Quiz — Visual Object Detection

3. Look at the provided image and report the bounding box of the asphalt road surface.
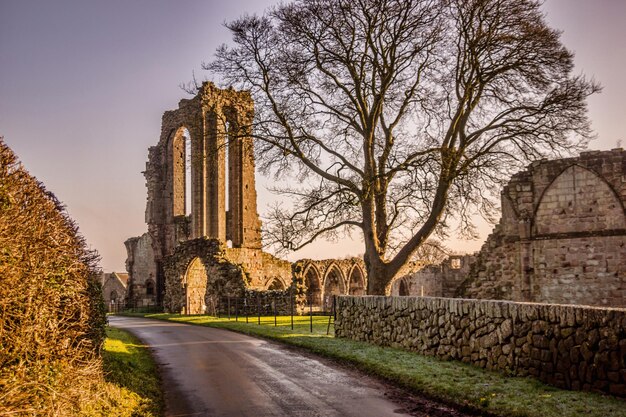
[109,315,421,417]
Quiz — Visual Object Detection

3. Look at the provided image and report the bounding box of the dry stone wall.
[336,296,626,397]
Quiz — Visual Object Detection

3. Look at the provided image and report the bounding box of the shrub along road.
[108,315,472,417]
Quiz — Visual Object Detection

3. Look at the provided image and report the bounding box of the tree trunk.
[364,255,394,295]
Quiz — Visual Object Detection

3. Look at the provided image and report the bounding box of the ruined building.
[98,272,128,307]
[397,150,626,308]
[127,84,626,312]
[125,82,291,313]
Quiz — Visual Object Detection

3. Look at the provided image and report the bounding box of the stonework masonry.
[98,272,128,306]
[292,258,367,310]
[126,82,291,311]
[400,150,626,308]
[391,256,474,297]
[336,296,626,397]
[124,232,157,305]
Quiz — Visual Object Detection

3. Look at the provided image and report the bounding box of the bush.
[0,138,107,415]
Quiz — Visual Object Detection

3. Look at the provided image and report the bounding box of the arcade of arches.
[294,259,367,310]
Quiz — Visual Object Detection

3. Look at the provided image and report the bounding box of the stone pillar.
[204,110,226,241]
[223,108,261,248]
[190,122,206,239]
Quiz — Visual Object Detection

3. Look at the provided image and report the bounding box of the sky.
[1,0,625,272]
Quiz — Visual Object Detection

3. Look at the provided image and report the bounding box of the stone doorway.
[184,257,208,314]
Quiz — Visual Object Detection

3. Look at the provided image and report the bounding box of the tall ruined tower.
[141,82,263,301]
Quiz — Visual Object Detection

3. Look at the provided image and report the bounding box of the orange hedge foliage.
[0,137,107,415]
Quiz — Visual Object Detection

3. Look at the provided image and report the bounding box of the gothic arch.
[168,126,190,218]
[302,263,322,306]
[534,165,626,235]
[322,263,346,309]
[183,257,208,314]
[348,263,366,295]
[265,276,287,290]
[398,279,409,296]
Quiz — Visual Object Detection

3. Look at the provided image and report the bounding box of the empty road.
[109,316,424,417]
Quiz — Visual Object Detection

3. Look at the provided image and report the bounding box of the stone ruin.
[395,149,626,308]
[125,82,292,313]
[125,83,379,313]
[125,82,626,312]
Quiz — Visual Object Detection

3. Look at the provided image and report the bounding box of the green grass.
[121,312,626,417]
[98,326,163,417]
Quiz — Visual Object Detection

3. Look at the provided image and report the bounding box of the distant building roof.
[111,272,129,286]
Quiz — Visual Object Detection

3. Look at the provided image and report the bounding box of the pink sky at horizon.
[1,0,625,272]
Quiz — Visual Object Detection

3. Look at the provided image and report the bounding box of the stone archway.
[323,264,346,310]
[348,265,366,295]
[184,257,208,314]
[267,277,285,290]
[303,265,322,307]
[534,165,626,235]
[399,279,409,296]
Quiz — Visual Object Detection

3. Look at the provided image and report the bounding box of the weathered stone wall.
[163,238,248,314]
[391,256,473,297]
[124,232,157,304]
[399,150,626,307]
[99,272,128,305]
[458,150,626,307]
[336,296,626,397]
[224,247,292,290]
[162,238,293,314]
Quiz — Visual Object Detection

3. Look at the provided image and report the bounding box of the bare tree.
[207,0,599,294]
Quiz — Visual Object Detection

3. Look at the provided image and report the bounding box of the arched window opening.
[225,121,231,215]
[349,266,365,295]
[110,290,118,301]
[183,128,192,216]
[267,278,285,290]
[172,127,190,217]
[304,266,322,308]
[146,280,155,296]
[323,265,346,310]
[399,279,409,296]
[184,257,208,315]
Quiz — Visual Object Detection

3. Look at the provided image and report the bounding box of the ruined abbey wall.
[124,232,157,304]
[126,82,290,311]
[401,150,626,308]
[460,150,626,307]
[391,256,474,297]
[292,258,367,309]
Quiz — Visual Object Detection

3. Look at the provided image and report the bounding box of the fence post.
[290,287,294,330]
[310,296,313,333]
[274,295,277,327]
[257,294,261,325]
[235,297,238,322]
[327,295,334,335]
[245,297,248,323]
[228,296,231,320]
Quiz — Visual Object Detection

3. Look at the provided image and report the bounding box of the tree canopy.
[208,0,599,294]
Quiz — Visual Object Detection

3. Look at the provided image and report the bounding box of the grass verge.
[122,312,626,417]
[84,326,163,416]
